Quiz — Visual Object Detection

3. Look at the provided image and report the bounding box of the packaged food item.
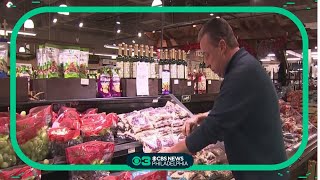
[45,43,60,78]
[61,47,80,78]
[48,128,82,157]
[111,68,121,97]
[98,67,112,98]
[17,124,49,162]
[127,115,153,133]
[0,124,17,169]
[37,46,45,79]
[69,171,110,180]
[133,171,167,180]
[0,166,41,180]
[80,113,114,142]
[28,105,53,126]
[141,135,162,153]
[99,172,132,180]
[0,43,8,77]
[79,48,89,78]
[52,108,81,130]
[65,141,115,164]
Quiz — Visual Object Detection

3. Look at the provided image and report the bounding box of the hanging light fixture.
[6,1,13,8]
[117,29,121,33]
[116,16,121,25]
[79,22,83,28]
[151,0,163,6]
[53,18,58,23]
[138,32,142,37]
[24,19,34,29]
[132,40,135,43]
[58,4,69,15]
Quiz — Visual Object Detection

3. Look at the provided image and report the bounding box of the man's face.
[200,34,225,75]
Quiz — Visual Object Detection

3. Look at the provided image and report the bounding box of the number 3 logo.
[141,156,151,166]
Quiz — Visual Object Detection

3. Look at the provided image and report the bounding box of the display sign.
[161,71,170,95]
[136,62,149,96]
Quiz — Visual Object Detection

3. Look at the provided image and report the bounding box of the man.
[160,18,289,180]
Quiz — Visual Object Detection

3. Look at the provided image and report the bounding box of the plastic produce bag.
[48,128,82,157]
[17,121,49,162]
[69,171,110,180]
[80,113,114,142]
[0,166,41,180]
[133,171,167,180]
[53,108,81,130]
[0,125,17,169]
[28,105,53,126]
[65,141,115,164]
[99,172,132,180]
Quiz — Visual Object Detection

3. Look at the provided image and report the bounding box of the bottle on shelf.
[132,44,139,78]
[123,44,130,78]
[183,50,188,80]
[145,45,151,78]
[149,46,156,79]
[177,49,184,79]
[170,48,177,79]
[116,44,124,78]
[163,49,170,71]
[128,45,133,78]
[158,49,164,79]
[139,44,144,62]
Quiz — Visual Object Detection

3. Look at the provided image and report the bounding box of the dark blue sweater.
[186,48,289,180]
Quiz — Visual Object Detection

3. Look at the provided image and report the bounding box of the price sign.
[181,95,191,103]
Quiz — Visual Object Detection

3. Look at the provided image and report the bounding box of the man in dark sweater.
[160,18,289,180]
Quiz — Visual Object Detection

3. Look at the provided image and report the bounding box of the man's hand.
[182,112,209,136]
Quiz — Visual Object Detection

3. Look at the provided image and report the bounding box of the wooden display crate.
[121,79,158,97]
[32,78,97,100]
[207,80,222,94]
[0,78,29,103]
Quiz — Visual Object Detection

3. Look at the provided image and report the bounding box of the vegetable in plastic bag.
[65,141,115,164]
[0,166,41,180]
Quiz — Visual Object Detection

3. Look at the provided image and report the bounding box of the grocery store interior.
[0,0,317,179]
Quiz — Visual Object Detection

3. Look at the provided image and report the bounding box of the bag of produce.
[79,48,89,78]
[28,105,53,126]
[0,166,41,180]
[16,115,46,132]
[98,67,112,98]
[61,47,80,78]
[45,44,60,78]
[65,141,115,164]
[80,113,114,142]
[0,124,17,169]
[48,128,82,157]
[17,120,49,162]
[111,68,121,97]
[52,108,81,130]
[0,42,8,77]
[133,171,167,180]
[99,172,132,180]
[80,108,98,117]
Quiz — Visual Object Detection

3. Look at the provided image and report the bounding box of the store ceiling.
[0,0,317,55]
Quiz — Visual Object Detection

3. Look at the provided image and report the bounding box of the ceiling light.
[0,30,37,36]
[152,30,156,33]
[267,53,275,57]
[117,29,121,33]
[79,22,83,28]
[315,46,317,49]
[24,19,34,29]
[287,57,301,61]
[113,44,116,46]
[286,50,302,58]
[116,21,121,25]
[286,53,288,56]
[192,25,197,28]
[210,13,214,16]
[151,0,163,7]
[53,18,58,23]
[6,1,13,8]
[112,55,117,59]
[122,42,125,44]
[132,40,135,43]
[19,47,26,53]
[58,4,69,15]
[7,42,10,44]
[138,32,142,37]
[216,16,220,19]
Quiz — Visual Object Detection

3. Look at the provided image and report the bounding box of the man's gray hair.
[198,18,239,48]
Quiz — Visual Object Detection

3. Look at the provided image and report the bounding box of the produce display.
[116,101,190,152]
[36,44,90,79]
[279,100,317,151]
[0,165,41,180]
[286,90,302,114]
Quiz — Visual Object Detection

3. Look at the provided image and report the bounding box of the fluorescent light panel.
[0,30,36,36]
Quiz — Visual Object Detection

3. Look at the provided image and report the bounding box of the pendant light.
[24,19,34,29]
